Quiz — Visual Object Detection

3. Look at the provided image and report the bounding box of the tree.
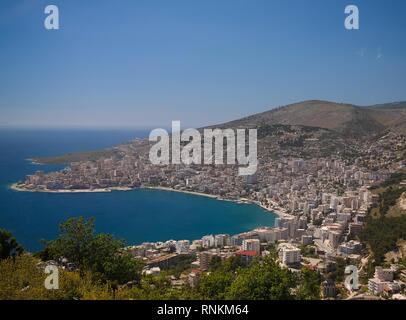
[43,217,95,268]
[296,267,322,300]
[360,215,406,263]
[208,256,222,271]
[43,217,142,285]
[119,273,185,300]
[84,233,142,284]
[0,254,113,300]
[0,229,23,260]
[221,256,244,272]
[226,256,296,300]
[198,270,234,300]
[327,256,347,282]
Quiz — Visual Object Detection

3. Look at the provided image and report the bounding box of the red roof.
[236,250,258,257]
[191,269,202,274]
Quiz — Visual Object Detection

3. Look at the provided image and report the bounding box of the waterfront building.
[214,234,230,247]
[202,235,215,248]
[242,239,261,254]
[175,240,190,254]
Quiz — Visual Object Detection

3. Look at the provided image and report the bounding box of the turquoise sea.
[0,129,276,252]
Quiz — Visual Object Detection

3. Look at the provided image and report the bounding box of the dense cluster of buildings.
[367,267,402,295]
[15,129,406,298]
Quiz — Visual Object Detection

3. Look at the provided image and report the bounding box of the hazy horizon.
[1,97,406,130]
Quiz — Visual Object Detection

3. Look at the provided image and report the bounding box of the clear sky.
[0,0,405,128]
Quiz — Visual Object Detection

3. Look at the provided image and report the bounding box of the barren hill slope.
[215,100,406,138]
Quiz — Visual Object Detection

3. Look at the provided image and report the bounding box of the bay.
[0,128,276,251]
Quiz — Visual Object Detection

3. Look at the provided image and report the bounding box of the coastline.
[143,186,219,199]
[9,183,132,194]
[26,158,45,166]
[145,186,287,218]
[10,183,286,218]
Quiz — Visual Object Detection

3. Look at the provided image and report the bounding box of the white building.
[338,240,362,255]
[175,240,190,254]
[278,243,301,266]
[201,235,215,248]
[242,239,261,254]
[214,234,230,247]
[368,267,395,295]
[328,230,341,249]
[368,278,386,295]
[375,267,394,282]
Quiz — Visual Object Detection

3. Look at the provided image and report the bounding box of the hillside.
[32,99,406,164]
[214,100,406,138]
[360,171,406,263]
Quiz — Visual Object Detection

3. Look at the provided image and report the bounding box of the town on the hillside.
[14,129,406,299]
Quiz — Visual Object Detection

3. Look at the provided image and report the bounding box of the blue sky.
[0,0,405,128]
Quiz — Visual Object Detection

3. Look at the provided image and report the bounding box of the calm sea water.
[0,128,276,252]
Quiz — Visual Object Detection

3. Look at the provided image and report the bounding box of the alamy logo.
[44,5,59,30]
[44,265,59,290]
[344,5,359,30]
[344,265,359,291]
[149,121,257,176]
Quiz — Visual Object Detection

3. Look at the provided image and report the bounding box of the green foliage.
[198,269,234,300]
[226,256,296,300]
[400,257,406,269]
[0,254,50,300]
[195,256,243,300]
[378,187,405,215]
[207,256,222,271]
[1,220,326,300]
[118,255,318,300]
[0,229,23,260]
[381,172,406,188]
[0,254,113,300]
[42,217,142,285]
[116,271,201,300]
[300,245,317,258]
[360,259,376,285]
[42,217,95,267]
[295,268,322,300]
[170,254,196,277]
[312,218,324,226]
[326,257,347,282]
[221,256,245,272]
[360,215,406,263]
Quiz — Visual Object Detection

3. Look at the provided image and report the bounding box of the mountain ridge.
[32,99,406,164]
[211,99,406,138]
